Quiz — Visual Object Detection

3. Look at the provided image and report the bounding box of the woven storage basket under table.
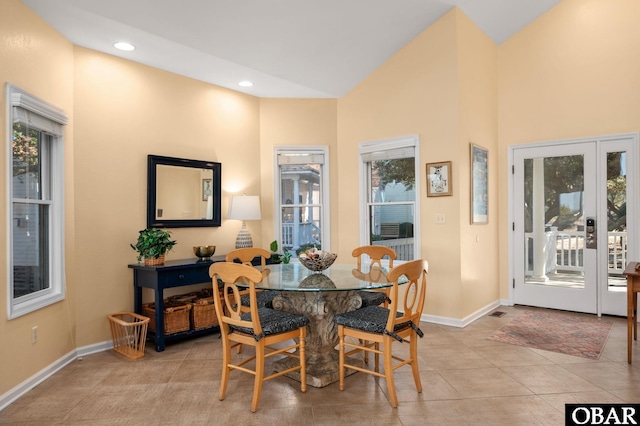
[143,300,191,335]
[190,296,217,330]
[107,312,150,360]
[170,290,218,330]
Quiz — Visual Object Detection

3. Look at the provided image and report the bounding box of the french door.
[512,135,637,316]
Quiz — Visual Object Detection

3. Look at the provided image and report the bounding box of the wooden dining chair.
[334,258,428,408]
[210,262,309,413]
[352,245,397,308]
[225,247,275,309]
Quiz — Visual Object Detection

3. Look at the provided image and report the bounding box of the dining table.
[238,262,404,388]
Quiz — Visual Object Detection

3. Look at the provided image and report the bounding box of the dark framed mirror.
[147,155,222,228]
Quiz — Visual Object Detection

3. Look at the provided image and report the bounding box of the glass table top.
[240,263,398,292]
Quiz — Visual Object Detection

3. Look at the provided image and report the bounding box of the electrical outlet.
[31,326,38,344]
[436,213,446,224]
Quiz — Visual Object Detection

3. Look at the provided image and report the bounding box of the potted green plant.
[131,228,177,265]
[270,240,291,264]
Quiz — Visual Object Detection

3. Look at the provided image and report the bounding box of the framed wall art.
[202,178,212,201]
[470,143,488,224]
[426,161,452,197]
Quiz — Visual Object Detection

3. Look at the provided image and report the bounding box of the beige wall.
[0,0,76,394]
[497,0,640,298]
[337,9,499,319]
[258,99,338,249]
[72,47,261,347]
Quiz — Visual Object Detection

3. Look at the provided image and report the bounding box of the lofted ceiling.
[22,0,561,98]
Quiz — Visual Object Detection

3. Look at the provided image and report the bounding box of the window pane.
[371,157,415,200]
[278,157,325,253]
[366,156,416,261]
[606,151,627,292]
[12,203,50,298]
[12,123,43,200]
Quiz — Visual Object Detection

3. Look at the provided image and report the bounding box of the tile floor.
[1,305,639,425]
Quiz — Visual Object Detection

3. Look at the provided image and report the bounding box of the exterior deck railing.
[524,231,627,276]
[373,238,414,261]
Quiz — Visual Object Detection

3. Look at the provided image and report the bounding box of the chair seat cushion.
[240,290,277,309]
[357,290,388,308]
[334,306,423,342]
[232,307,310,341]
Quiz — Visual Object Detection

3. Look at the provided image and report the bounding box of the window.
[274,147,330,254]
[359,136,419,261]
[6,84,67,319]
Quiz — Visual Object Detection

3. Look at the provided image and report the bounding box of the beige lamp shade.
[228,195,261,248]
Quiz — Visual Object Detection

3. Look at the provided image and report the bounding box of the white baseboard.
[419,299,503,328]
[0,340,112,412]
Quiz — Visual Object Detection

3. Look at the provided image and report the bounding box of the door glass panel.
[606,151,627,292]
[523,155,585,288]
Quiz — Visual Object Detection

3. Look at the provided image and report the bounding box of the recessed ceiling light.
[238,80,254,87]
[114,42,135,51]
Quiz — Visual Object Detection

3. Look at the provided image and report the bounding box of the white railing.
[524,231,627,276]
[282,222,321,250]
[373,238,414,261]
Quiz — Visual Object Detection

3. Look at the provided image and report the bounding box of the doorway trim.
[507,132,639,312]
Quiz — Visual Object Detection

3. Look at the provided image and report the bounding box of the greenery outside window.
[6,84,67,319]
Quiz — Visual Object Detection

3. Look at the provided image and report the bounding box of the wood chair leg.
[338,326,345,391]
[299,329,307,393]
[251,346,265,413]
[219,340,231,401]
[410,335,422,393]
[383,338,398,408]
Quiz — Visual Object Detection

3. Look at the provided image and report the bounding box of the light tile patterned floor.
[2,306,639,425]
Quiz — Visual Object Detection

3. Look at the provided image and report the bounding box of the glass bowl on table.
[298,248,337,272]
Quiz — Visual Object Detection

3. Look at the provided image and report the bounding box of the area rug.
[487,310,613,360]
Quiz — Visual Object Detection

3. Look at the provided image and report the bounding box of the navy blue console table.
[129,256,225,351]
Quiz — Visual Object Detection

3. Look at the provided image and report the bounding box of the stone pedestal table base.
[271,286,363,388]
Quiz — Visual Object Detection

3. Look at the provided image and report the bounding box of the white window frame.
[6,83,67,319]
[358,135,420,261]
[274,146,330,253]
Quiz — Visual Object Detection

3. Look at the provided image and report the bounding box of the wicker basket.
[143,300,191,335]
[108,312,150,360]
[191,296,218,330]
[170,289,218,330]
[144,255,165,266]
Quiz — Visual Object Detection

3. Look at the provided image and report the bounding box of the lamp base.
[235,222,253,249]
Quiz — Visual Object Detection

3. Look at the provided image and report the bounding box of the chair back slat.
[352,245,397,269]
[226,247,271,270]
[385,259,428,333]
[210,262,265,336]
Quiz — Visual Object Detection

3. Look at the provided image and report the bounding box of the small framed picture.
[426,161,452,197]
[202,179,212,201]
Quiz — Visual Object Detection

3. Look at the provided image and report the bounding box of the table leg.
[272,291,363,387]
[629,278,634,364]
[155,289,165,352]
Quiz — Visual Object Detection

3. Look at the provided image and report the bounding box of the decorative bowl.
[193,245,216,260]
[298,248,337,272]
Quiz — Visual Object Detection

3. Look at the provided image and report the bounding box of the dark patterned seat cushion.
[230,307,310,341]
[358,290,388,308]
[334,305,423,342]
[240,290,277,309]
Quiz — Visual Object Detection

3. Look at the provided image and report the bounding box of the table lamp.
[227,195,261,249]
